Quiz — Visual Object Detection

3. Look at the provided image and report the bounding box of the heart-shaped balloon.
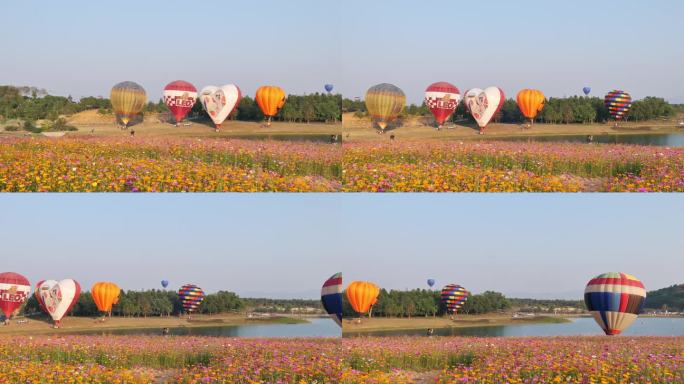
[463,86,505,130]
[200,84,242,128]
[35,279,81,324]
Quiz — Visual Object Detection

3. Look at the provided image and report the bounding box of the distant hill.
[645,284,684,311]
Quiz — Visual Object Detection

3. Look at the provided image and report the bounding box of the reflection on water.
[59,318,341,338]
[345,317,684,337]
[494,133,684,147]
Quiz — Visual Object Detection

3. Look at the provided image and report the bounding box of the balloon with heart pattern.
[35,279,81,327]
[0,272,31,321]
[200,84,242,130]
[463,87,505,133]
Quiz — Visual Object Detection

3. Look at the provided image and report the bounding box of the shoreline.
[342,114,684,142]
[342,315,571,334]
[0,314,312,335]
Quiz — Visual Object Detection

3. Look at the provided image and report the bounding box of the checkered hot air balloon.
[584,272,646,336]
[178,284,205,313]
[425,82,461,128]
[321,273,342,327]
[440,284,468,314]
[163,80,197,125]
[604,90,632,121]
[0,272,31,320]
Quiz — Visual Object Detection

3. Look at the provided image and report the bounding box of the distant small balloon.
[161,280,169,288]
[324,84,334,93]
[583,87,591,96]
[427,279,435,288]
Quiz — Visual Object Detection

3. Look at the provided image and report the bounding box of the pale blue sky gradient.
[340,0,684,104]
[0,1,340,99]
[0,195,680,300]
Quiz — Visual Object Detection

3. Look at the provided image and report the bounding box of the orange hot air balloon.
[255,86,286,126]
[516,89,545,124]
[91,282,120,314]
[346,281,380,315]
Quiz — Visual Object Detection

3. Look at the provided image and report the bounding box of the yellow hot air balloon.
[91,282,120,315]
[516,89,545,124]
[255,86,286,126]
[346,281,380,315]
[365,83,405,131]
[110,81,147,128]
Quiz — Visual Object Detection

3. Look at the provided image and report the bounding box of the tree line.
[0,85,341,126]
[18,289,326,318]
[342,289,510,318]
[343,96,681,125]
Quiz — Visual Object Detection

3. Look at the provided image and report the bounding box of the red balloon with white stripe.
[425,82,461,127]
[0,272,31,320]
[163,80,198,124]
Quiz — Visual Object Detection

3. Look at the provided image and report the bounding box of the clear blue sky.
[0,0,340,99]
[340,0,684,104]
[0,195,681,300]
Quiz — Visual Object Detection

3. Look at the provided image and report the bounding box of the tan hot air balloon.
[365,83,405,131]
[255,86,286,126]
[110,81,147,128]
[346,281,380,315]
[91,282,120,315]
[516,89,545,125]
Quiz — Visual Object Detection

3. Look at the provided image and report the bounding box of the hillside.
[645,284,684,311]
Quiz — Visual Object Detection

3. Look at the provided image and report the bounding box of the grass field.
[342,112,684,141]
[343,314,569,334]
[0,313,307,335]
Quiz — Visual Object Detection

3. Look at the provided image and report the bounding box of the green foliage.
[644,284,684,311]
[342,289,511,317]
[0,85,341,124]
[344,95,677,124]
[242,298,323,313]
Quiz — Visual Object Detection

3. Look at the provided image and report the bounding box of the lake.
[494,133,684,147]
[60,317,341,338]
[344,317,684,337]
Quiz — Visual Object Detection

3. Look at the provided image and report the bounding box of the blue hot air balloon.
[321,273,342,327]
[427,279,435,288]
[583,87,591,96]
[324,84,334,93]
[161,280,169,288]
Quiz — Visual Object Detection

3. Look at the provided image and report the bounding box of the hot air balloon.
[110,81,147,128]
[91,282,120,316]
[178,284,205,314]
[427,279,435,288]
[516,89,545,125]
[200,84,242,132]
[35,279,80,327]
[440,284,468,315]
[161,280,169,289]
[604,90,632,122]
[163,80,197,125]
[255,86,286,126]
[365,83,405,132]
[425,82,460,129]
[346,281,380,315]
[321,273,342,327]
[583,87,591,96]
[0,272,30,322]
[584,272,646,336]
[324,84,334,93]
[463,87,504,134]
